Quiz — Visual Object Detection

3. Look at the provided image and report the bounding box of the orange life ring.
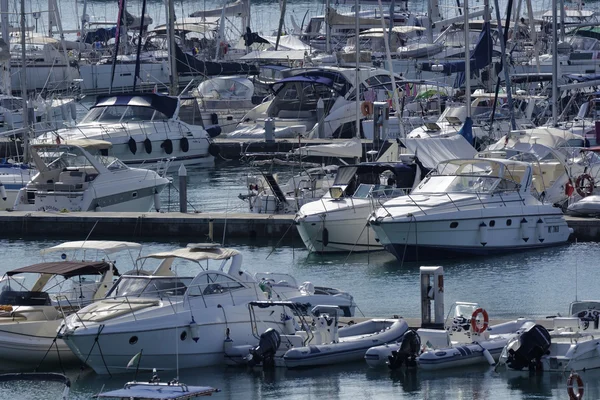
[575,173,595,197]
[361,101,374,116]
[470,308,489,334]
[567,372,584,400]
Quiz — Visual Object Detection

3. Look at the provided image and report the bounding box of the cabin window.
[129,336,138,345]
[450,222,459,228]
[506,219,512,226]
[489,220,495,227]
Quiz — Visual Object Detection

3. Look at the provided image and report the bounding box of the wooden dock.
[0,211,599,242]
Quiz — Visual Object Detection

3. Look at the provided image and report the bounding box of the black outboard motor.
[387,330,421,370]
[505,323,551,371]
[248,328,281,369]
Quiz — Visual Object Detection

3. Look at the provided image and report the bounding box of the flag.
[126,351,142,369]
[457,117,473,145]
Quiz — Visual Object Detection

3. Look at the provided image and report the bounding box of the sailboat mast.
[166,0,178,94]
[20,0,29,162]
[133,0,147,91]
[1,0,11,95]
[275,0,286,51]
[463,0,471,118]
[551,0,558,125]
[354,0,360,143]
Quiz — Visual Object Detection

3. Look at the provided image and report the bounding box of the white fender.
[154,190,161,212]
[61,103,68,120]
[482,348,495,366]
[189,318,200,342]
[0,183,6,201]
[536,218,545,243]
[519,218,529,242]
[478,222,488,246]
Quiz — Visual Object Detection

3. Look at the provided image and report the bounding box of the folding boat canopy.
[6,261,114,278]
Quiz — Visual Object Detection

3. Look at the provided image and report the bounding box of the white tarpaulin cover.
[293,137,363,158]
[402,135,477,169]
[488,127,580,150]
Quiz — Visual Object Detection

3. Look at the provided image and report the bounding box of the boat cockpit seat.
[0,290,51,306]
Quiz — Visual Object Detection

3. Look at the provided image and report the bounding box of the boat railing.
[369,187,411,209]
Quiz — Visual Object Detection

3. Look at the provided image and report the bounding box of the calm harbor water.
[0,205,599,398]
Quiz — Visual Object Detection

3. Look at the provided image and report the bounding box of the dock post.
[419,266,444,329]
[317,98,324,138]
[264,118,275,142]
[178,164,187,213]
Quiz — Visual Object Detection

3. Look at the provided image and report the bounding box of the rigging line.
[265,218,297,259]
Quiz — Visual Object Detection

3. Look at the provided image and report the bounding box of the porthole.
[489,220,495,227]
[180,331,187,341]
[129,336,138,345]
[132,192,138,198]
[506,219,512,226]
[450,222,459,228]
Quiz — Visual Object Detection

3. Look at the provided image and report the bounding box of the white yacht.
[60,244,357,374]
[13,140,169,212]
[0,161,35,210]
[38,93,219,169]
[0,240,141,369]
[368,158,571,262]
[228,67,404,139]
[295,161,422,253]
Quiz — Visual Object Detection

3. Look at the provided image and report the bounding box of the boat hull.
[372,212,570,262]
[296,212,381,253]
[62,315,281,374]
[283,319,407,369]
[0,320,78,369]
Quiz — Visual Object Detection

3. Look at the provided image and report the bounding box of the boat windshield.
[414,160,523,194]
[353,183,407,199]
[197,77,254,100]
[106,276,193,298]
[570,301,600,316]
[80,105,169,124]
[43,146,98,171]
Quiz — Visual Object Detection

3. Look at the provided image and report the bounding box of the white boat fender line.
[477,343,495,366]
[0,183,6,201]
[519,218,529,242]
[189,317,200,342]
[536,218,545,243]
[478,222,488,246]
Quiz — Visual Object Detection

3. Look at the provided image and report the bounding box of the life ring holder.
[361,101,374,116]
[567,371,584,400]
[470,308,489,334]
[575,173,595,197]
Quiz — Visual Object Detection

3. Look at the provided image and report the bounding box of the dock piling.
[178,164,187,213]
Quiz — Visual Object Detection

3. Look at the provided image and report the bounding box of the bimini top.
[93,93,179,119]
[97,383,219,399]
[139,243,240,262]
[40,240,142,256]
[7,261,115,278]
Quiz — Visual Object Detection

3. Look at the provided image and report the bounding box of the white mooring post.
[420,266,445,328]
